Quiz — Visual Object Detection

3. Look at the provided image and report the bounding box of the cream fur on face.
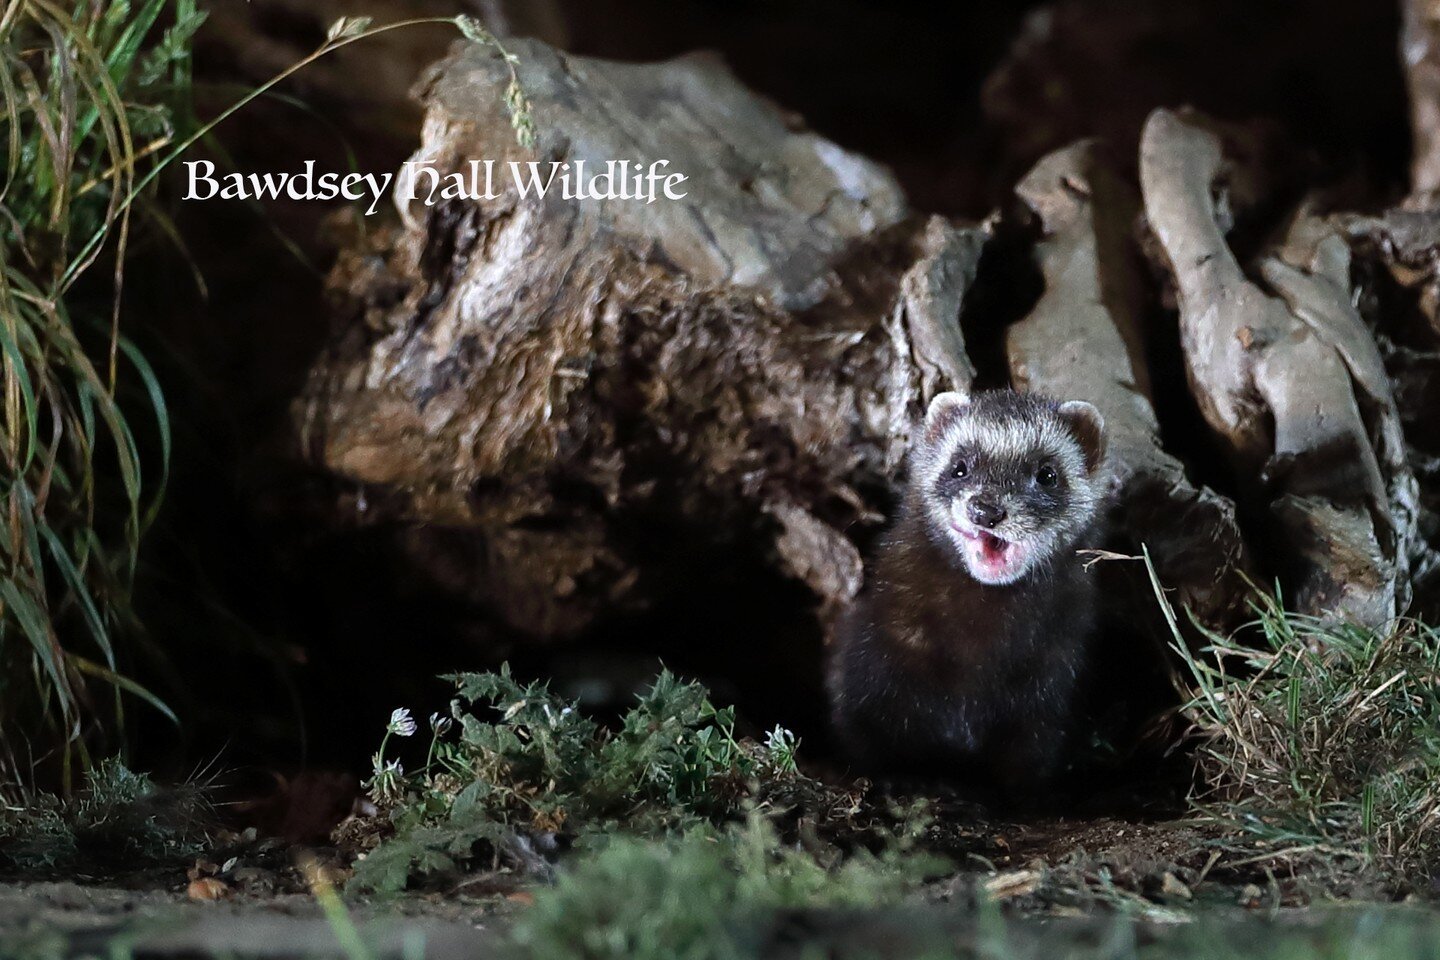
[916,389,1107,584]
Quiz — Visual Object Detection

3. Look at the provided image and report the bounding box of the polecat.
[827,388,1109,794]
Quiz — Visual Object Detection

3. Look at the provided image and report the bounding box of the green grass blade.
[0,312,40,470]
[115,333,169,529]
[37,522,114,671]
[0,579,71,722]
[67,652,175,725]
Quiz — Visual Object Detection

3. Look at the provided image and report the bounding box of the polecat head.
[913,388,1108,585]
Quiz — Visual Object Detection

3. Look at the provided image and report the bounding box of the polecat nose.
[967,498,1006,529]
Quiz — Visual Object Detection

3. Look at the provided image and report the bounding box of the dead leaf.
[187,878,229,901]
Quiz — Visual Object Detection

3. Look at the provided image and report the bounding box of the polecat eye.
[1036,464,1059,487]
[953,459,969,479]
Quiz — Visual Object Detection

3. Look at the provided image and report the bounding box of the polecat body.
[827,388,1109,794]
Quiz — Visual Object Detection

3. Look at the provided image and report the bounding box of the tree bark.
[297,39,980,641]
[1139,109,1420,625]
[296,39,1440,658]
[1005,140,1250,631]
[1404,0,1440,203]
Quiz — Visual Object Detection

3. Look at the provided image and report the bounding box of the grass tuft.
[0,5,536,791]
[0,0,203,792]
[1147,549,1440,882]
[512,818,933,960]
[0,757,211,871]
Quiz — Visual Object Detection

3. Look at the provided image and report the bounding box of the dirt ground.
[0,881,501,958]
[3,807,1422,960]
[7,873,1440,960]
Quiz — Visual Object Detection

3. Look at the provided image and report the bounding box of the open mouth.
[951,524,1025,583]
[974,531,1009,566]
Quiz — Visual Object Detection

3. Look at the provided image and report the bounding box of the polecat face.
[915,389,1108,585]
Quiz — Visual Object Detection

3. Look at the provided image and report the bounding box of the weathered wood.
[1351,209,1440,340]
[1140,108,1418,625]
[1344,209,1440,616]
[297,38,982,641]
[295,29,1440,674]
[1403,0,1440,203]
[1005,140,1249,630]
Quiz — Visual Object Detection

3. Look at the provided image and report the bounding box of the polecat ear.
[924,390,970,442]
[1058,400,1106,474]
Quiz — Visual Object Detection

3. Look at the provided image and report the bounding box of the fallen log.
[295,35,1440,695]
[1344,209,1440,617]
[296,38,982,643]
[1139,108,1420,625]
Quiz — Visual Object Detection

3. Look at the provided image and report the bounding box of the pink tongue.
[979,533,1007,564]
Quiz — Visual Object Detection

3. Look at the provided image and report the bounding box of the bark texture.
[1139,109,1421,625]
[1404,0,1440,202]
[1004,140,1249,629]
[297,39,980,640]
[1346,209,1440,618]
[297,38,1440,658]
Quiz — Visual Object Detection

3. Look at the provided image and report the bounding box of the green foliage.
[1147,550,1440,880]
[0,5,538,789]
[512,818,934,960]
[0,0,203,789]
[973,908,1440,960]
[349,667,814,893]
[514,862,1440,960]
[0,758,208,870]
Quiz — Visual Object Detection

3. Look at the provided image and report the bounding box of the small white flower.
[366,756,406,804]
[765,726,799,773]
[766,726,795,749]
[387,707,418,737]
[429,712,453,736]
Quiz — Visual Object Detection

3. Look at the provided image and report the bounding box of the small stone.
[1160,872,1192,900]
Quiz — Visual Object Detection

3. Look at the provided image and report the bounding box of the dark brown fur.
[826,390,1106,794]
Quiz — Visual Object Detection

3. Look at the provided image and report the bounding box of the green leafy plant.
[351,667,807,893]
[1147,549,1440,880]
[511,817,935,960]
